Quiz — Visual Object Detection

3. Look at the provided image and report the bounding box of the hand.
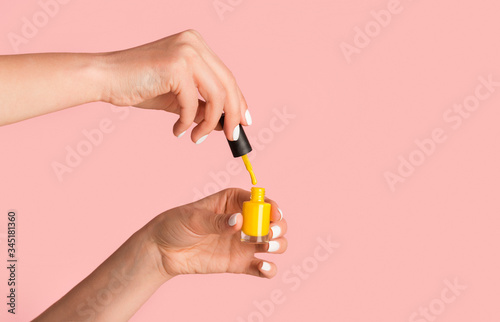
[148,188,288,278]
[102,29,251,143]
[34,188,286,321]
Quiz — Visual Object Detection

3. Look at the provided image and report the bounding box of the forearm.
[34,224,170,321]
[0,53,107,126]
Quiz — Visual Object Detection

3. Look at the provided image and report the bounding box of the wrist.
[93,50,133,106]
[134,222,174,284]
[69,52,109,104]
[87,51,117,105]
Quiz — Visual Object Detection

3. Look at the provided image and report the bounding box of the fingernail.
[268,241,279,252]
[261,261,271,271]
[228,213,239,226]
[196,134,208,145]
[271,226,281,238]
[278,208,283,221]
[177,130,186,138]
[232,125,240,141]
[245,110,252,125]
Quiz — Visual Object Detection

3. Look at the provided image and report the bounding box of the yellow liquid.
[241,154,257,185]
[242,200,271,237]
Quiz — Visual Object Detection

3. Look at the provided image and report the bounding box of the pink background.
[1,0,500,321]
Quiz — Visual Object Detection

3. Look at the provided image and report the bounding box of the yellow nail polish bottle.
[241,187,271,244]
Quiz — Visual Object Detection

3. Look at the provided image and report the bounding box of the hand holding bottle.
[151,188,287,278]
[35,188,287,321]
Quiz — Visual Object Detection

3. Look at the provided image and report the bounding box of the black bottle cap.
[219,114,252,158]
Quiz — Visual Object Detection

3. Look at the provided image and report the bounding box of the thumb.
[198,212,242,235]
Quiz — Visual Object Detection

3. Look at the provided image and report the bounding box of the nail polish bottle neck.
[251,187,265,202]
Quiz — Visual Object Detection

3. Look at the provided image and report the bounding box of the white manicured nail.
[261,262,271,271]
[245,110,252,125]
[268,241,279,252]
[271,226,281,238]
[232,125,240,141]
[228,213,239,227]
[196,134,208,145]
[177,130,186,138]
[278,208,283,221]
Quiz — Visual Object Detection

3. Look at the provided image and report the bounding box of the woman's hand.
[35,188,286,321]
[102,29,251,143]
[148,188,287,279]
[0,29,251,140]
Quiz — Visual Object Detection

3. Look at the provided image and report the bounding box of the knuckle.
[222,187,238,196]
[179,29,202,42]
[189,29,203,39]
[175,43,198,61]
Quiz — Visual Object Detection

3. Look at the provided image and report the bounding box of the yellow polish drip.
[241,154,257,185]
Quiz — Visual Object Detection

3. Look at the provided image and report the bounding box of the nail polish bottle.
[241,187,271,244]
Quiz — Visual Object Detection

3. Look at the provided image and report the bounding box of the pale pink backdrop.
[1,0,499,321]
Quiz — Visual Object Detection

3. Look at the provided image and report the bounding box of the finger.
[245,258,277,278]
[194,188,249,216]
[238,89,252,126]
[184,32,247,128]
[219,188,250,214]
[173,79,199,137]
[223,97,241,141]
[269,220,287,239]
[265,198,283,223]
[255,237,288,254]
[217,76,241,140]
[194,212,242,236]
[191,60,226,144]
[192,100,223,131]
